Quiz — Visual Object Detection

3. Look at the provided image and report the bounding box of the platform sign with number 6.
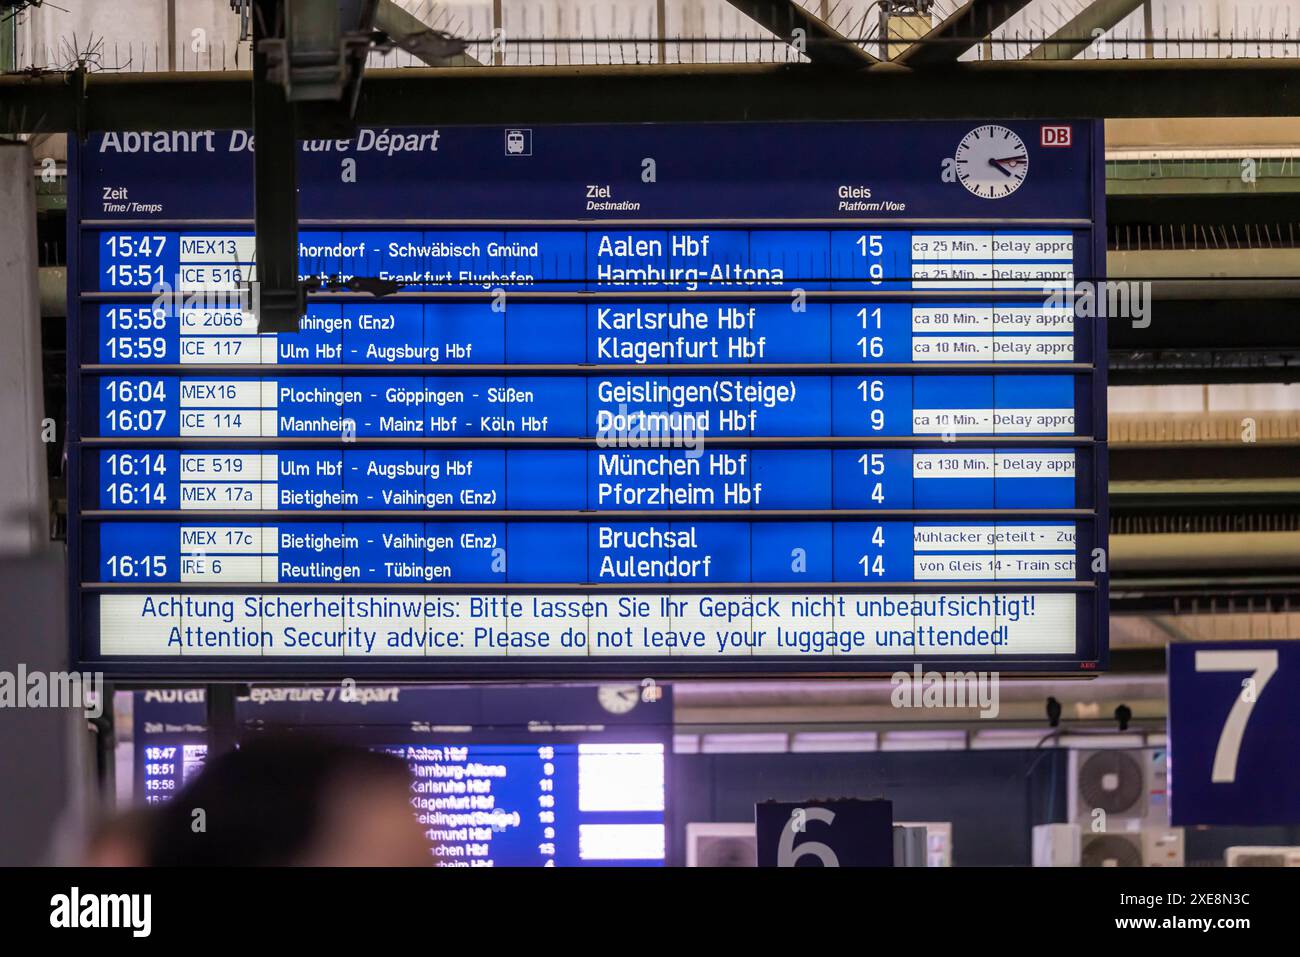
[1168,641,1300,826]
[755,798,893,867]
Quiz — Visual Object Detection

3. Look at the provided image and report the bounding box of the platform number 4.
[1194,650,1279,783]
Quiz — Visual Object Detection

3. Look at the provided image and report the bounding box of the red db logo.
[1041,126,1071,147]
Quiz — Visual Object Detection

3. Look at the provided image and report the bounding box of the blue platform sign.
[1168,642,1300,826]
[68,120,1107,678]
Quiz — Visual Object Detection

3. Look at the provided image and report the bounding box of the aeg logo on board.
[1041,126,1072,147]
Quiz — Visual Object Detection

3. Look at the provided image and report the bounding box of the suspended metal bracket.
[250,0,307,333]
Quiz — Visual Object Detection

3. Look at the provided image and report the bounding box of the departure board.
[119,683,671,866]
[70,121,1107,676]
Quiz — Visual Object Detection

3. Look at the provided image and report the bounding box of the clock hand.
[988,155,1027,177]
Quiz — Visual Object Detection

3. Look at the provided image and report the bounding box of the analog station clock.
[954,125,1029,199]
[597,684,640,715]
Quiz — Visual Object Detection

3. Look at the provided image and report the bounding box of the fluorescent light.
[791,731,879,753]
[881,730,967,752]
[700,733,788,754]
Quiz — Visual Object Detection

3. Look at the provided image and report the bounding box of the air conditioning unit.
[1069,748,1169,831]
[893,825,929,867]
[1080,832,1142,867]
[896,821,953,867]
[1226,846,1300,867]
[1079,828,1184,867]
[685,823,757,867]
[1032,823,1081,867]
[1141,828,1185,867]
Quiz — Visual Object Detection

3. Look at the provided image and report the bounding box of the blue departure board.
[70,121,1107,676]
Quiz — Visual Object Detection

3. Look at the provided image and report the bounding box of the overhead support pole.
[895,0,1034,67]
[723,0,878,67]
[206,685,241,758]
[1025,0,1146,61]
[252,0,305,333]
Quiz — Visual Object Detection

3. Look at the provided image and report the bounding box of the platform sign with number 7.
[1168,642,1300,826]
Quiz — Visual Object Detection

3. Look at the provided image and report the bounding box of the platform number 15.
[856,234,885,285]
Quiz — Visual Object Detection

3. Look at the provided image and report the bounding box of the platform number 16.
[857,379,886,431]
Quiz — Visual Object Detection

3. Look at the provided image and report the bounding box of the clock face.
[954,125,1029,199]
[597,684,640,715]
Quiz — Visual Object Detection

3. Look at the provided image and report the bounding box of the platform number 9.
[858,379,886,431]
[856,234,885,285]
